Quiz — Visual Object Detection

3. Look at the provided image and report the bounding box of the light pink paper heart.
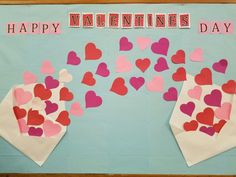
[43,120,62,137]
[18,119,29,133]
[59,69,73,83]
[215,102,232,120]
[116,56,132,73]
[40,60,55,74]
[70,102,83,117]
[136,37,151,50]
[32,97,46,111]
[14,88,32,105]
[23,71,37,85]
[188,86,202,100]
[190,48,203,62]
[146,76,164,92]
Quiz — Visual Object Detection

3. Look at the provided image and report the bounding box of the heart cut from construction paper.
[187,86,202,100]
[163,87,178,101]
[59,69,73,83]
[146,76,164,92]
[59,87,74,101]
[85,43,102,60]
[204,89,222,107]
[154,57,169,72]
[28,127,43,137]
[45,76,59,89]
[222,80,236,94]
[85,90,103,108]
[215,102,231,120]
[18,119,29,133]
[27,109,45,126]
[180,101,195,117]
[67,51,81,65]
[70,102,83,117]
[135,58,151,73]
[183,120,198,131]
[13,106,27,120]
[96,62,110,77]
[190,48,203,62]
[213,120,226,133]
[40,60,55,75]
[194,68,212,85]
[32,97,46,111]
[82,72,96,86]
[136,37,151,50]
[199,126,215,136]
[172,67,186,82]
[45,100,58,115]
[116,56,132,73]
[171,49,185,64]
[119,37,133,51]
[23,71,37,85]
[34,84,52,100]
[196,107,214,126]
[56,110,71,126]
[110,77,128,96]
[151,37,169,56]
[212,59,228,74]
[14,88,33,105]
[43,120,62,137]
[129,77,145,91]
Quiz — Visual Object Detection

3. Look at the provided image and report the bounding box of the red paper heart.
[222,80,236,94]
[13,106,26,120]
[196,107,214,126]
[183,120,198,131]
[195,68,212,85]
[172,67,186,81]
[34,84,52,100]
[110,77,128,96]
[85,43,102,60]
[60,87,74,101]
[27,109,44,125]
[213,120,226,133]
[56,110,71,126]
[82,72,96,86]
[171,49,185,64]
[135,58,151,73]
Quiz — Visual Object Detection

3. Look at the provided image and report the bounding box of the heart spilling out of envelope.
[0,83,67,166]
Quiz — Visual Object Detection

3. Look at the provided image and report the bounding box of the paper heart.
[60,87,74,101]
[45,100,58,115]
[85,43,102,60]
[13,106,26,120]
[59,69,73,83]
[222,80,236,94]
[34,84,52,100]
[96,62,110,77]
[85,90,103,108]
[163,87,178,101]
[199,126,215,136]
[213,120,226,133]
[82,72,96,86]
[56,110,71,126]
[18,119,29,133]
[204,89,222,107]
[110,77,128,96]
[180,101,195,117]
[151,37,169,56]
[40,60,55,75]
[212,59,228,74]
[195,68,212,85]
[116,56,132,73]
[119,37,133,51]
[28,127,43,137]
[190,48,203,62]
[67,51,81,65]
[32,97,46,111]
[183,120,198,131]
[43,120,62,137]
[172,67,186,82]
[171,50,185,64]
[154,57,169,72]
[23,71,37,85]
[135,58,150,73]
[129,77,145,91]
[215,102,231,120]
[187,86,202,100]
[70,102,83,117]
[146,76,164,92]
[45,76,59,89]
[136,37,151,50]
[27,109,45,125]
[196,107,214,126]
[14,88,33,105]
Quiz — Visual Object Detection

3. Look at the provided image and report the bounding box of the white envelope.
[170,74,236,166]
[0,84,66,166]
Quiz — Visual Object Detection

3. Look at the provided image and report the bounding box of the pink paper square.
[6,23,17,35]
[40,23,50,34]
[121,13,132,28]
[96,14,106,28]
[134,14,144,28]
[69,13,80,27]
[29,22,40,34]
[146,13,153,28]
[198,20,210,34]
[155,14,166,28]
[51,22,61,34]
[109,13,120,28]
[82,13,94,28]
[18,22,28,34]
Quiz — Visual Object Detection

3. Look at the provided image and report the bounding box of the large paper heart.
[190,48,203,62]
[70,102,83,117]
[110,77,128,96]
[40,60,55,74]
[212,59,228,74]
[146,76,164,92]
[60,87,74,101]
[96,62,110,77]
[14,88,33,105]
[199,126,215,136]
[163,87,178,101]
[28,127,43,137]
[136,37,151,50]
[196,107,214,126]
[43,120,62,137]
[129,77,145,91]
[82,72,96,86]
[56,110,71,126]
[135,58,150,73]
[67,51,81,65]
[180,101,195,117]
[151,37,169,56]
[171,49,185,64]
[195,68,212,85]
[85,43,102,60]
[204,89,222,107]
[27,109,45,126]
[59,69,73,83]
[187,86,202,100]
[183,120,198,131]
[222,80,236,94]
[45,76,59,89]
[85,90,103,108]
[116,56,132,73]
[213,120,226,133]
[34,84,52,100]
[119,37,133,51]
[154,57,169,72]
[45,100,58,115]
[13,106,27,120]
[23,71,37,85]
[172,67,186,82]
[215,102,231,120]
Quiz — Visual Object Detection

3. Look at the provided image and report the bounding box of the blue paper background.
[0,4,236,174]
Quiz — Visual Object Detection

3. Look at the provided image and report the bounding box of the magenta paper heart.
[129,77,145,91]
[204,89,222,107]
[67,51,81,65]
[45,76,59,89]
[154,57,169,72]
[28,127,43,137]
[180,101,195,117]
[151,38,169,56]
[163,87,178,101]
[199,126,215,136]
[85,90,103,108]
[45,100,58,115]
[212,59,228,74]
[119,37,133,51]
[96,62,110,77]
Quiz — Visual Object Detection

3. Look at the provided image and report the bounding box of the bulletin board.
[0,1,236,175]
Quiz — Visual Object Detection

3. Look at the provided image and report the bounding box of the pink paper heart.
[116,56,132,73]
[119,37,133,51]
[70,102,83,117]
[67,51,81,65]
[23,71,37,85]
[154,57,169,72]
[212,59,228,74]
[151,38,169,56]
[40,60,55,74]
[215,102,232,120]
[45,100,58,115]
[163,87,178,101]
[199,126,215,136]
[204,89,222,107]
[129,77,145,91]
[43,120,62,137]
[187,86,202,100]
[146,76,164,92]
[17,119,29,133]
[190,48,203,62]
[85,90,103,108]
[136,37,151,50]
[96,62,110,77]
[14,88,32,105]
[45,76,59,89]
[28,127,43,137]
[180,101,195,117]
